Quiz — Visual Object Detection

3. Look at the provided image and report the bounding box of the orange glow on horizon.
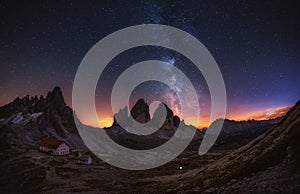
[227,105,292,122]
[98,117,114,128]
[80,105,292,129]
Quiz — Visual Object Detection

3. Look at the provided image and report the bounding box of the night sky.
[1,0,299,128]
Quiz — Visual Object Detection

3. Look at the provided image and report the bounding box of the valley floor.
[0,146,228,194]
[1,133,299,194]
[0,141,300,193]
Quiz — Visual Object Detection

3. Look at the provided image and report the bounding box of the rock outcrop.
[0,87,85,149]
[130,99,150,124]
[113,100,180,130]
[112,106,129,127]
[151,103,177,129]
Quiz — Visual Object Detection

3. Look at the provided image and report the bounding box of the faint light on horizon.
[98,118,114,128]
[227,105,292,121]
[89,105,291,129]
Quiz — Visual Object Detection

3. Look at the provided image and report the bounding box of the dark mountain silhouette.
[106,99,284,150]
[107,100,200,149]
[155,100,300,193]
[0,86,76,134]
[112,100,180,130]
[207,117,282,135]
[0,87,284,152]
[151,102,180,129]
[130,99,150,124]
[0,87,85,149]
[112,106,128,127]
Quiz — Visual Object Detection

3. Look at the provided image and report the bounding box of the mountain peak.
[52,86,62,94]
[136,98,147,105]
[47,86,62,97]
[0,86,69,119]
[130,98,150,124]
[46,86,66,106]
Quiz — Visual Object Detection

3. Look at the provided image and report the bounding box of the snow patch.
[31,112,43,119]
[11,112,24,123]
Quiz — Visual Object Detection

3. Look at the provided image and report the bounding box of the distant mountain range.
[0,86,284,150]
[206,117,282,135]
[160,101,300,193]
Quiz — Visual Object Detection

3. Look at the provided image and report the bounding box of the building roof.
[39,137,68,149]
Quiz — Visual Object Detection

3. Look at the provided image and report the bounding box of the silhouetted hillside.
[0,87,85,149]
[153,100,300,193]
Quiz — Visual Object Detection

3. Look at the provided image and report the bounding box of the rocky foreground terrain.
[150,100,300,193]
[0,87,299,193]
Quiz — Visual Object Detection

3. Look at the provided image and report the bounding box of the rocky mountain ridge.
[0,87,84,149]
[206,117,282,135]
[0,87,284,151]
